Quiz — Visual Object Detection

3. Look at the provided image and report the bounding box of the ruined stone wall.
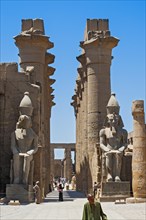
[0,63,40,192]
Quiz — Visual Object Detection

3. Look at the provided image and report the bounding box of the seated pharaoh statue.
[11,92,38,185]
[99,93,128,182]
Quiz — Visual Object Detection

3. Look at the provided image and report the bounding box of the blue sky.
[1,0,146,149]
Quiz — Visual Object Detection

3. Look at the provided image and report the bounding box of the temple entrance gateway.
[50,143,75,182]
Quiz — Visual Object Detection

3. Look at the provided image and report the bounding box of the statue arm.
[118,129,128,152]
[27,133,38,155]
[11,132,19,154]
[99,129,110,152]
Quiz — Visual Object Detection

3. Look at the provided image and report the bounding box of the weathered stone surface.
[10,92,38,187]
[71,19,119,193]
[132,100,146,198]
[6,184,34,203]
[100,181,130,202]
[99,94,128,183]
[101,182,130,196]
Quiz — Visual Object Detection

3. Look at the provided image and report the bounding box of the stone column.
[65,149,72,180]
[75,93,82,190]
[76,53,88,193]
[14,19,55,195]
[81,19,119,192]
[132,100,146,200]
[50,146,54,179]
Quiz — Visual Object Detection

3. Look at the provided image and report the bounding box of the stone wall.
[0,63,40,192]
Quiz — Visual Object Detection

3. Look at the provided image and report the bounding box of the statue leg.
[102,154,107,182]
[10,159,13,183]
[28,160,34,185]
[106,153,113,182]
[23,155,33,185]
[114,153,122,182]
[13,154,23,184]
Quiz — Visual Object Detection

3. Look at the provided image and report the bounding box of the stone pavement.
[0,189,146,220]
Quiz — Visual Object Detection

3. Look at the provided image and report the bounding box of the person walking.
[82,194,107,220]
[58,183,64,201]
[93,182,98,198]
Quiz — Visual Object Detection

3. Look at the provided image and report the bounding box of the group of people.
[33,180,108,219]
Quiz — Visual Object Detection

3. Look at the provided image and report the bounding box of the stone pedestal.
[100,182,130,202]
[6,184,34,203]
[126,197,146,203]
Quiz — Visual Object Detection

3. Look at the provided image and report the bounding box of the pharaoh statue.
[99,93,128,182]
[11,92,38,185]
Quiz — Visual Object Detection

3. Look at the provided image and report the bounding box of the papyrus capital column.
[81,20,119,148]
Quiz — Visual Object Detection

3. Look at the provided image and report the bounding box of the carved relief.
[132,163,145,173]
[133,148,144,162]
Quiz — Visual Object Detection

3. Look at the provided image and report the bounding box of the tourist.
[93,182,98,198]
[33,181,41,204]
[58,183,64,201]
[82,194,107,220]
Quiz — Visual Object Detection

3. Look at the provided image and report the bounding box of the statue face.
[106,113,120,129]
[18,115,32,129]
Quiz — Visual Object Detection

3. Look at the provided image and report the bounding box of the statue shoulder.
[99,128,106,136]
[121,128,128,137]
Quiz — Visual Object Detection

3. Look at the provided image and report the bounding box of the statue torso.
[15,128,35,153]
[104,127,123,150]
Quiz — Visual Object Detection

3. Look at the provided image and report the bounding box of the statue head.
[104,93,124,129]
[19,92,33,116]
[107,93,120,115]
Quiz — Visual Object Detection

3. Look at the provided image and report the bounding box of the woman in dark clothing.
[58,183,64,201]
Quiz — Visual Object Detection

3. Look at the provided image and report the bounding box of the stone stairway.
[44,190,86,202]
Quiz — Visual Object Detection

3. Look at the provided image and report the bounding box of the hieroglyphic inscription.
[132,163,145,173]
[133,148,144,162]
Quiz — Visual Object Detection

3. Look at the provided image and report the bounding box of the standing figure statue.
[11,92,38,185]
[99,94,128,182]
